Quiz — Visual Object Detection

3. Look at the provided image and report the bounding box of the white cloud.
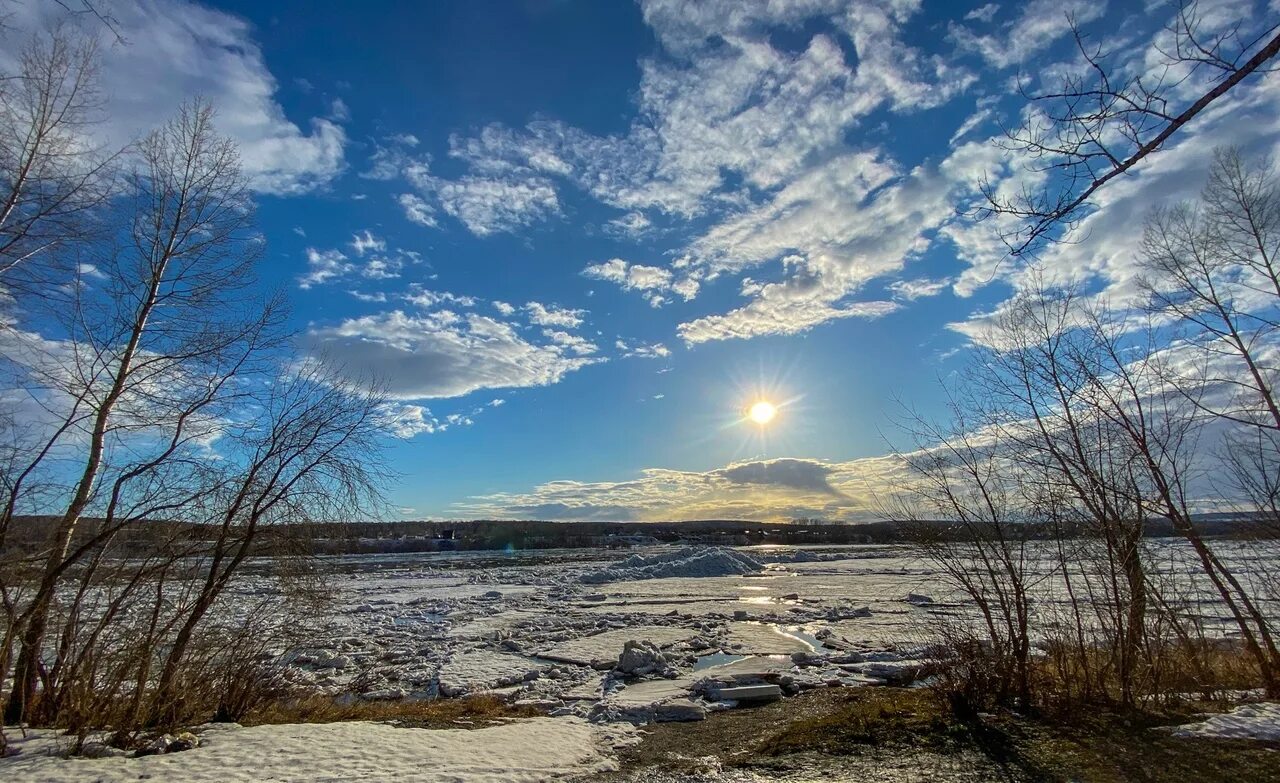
[889,277,950,301]
[328,97,351,122]
[386,123,567,236]
[298,237,419,289]
[605,211,653,237]
[306,309,601,399]
[350,230,386,256]
[298,248,352,289]
[616,340,672,359]
[582,258,700,307]
[0,0,349,195]
[965,4,1000,23]
[948,0,1107,69]
[524,302,586,329]
[948,71,1280,336]
[398,193,439,228]
[429,174,560,237]
[378,401,493,438]
[402,287,477,309]
[457,454,909,522]
[371,0,972,236]
[674,151,958,342]
[542,329,598,356]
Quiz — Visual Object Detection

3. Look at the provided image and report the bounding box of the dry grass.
[240,693,544,729]
[757,688,963,755]
[601,686,1280,783]
[1031,639,1265,715]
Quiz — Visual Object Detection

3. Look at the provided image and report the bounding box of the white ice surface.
[580,547,764,583]
[723,622,814,655]
[1,718,639,783]
[606,677,695,707]
[438,650,548,695]
[540,625,698,666]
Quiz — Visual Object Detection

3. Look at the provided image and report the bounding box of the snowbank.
[1172,702,1280,741]
[1,718,638,783]
[579,547,764,583]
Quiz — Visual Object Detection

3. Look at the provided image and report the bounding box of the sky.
[6,0,1280,522]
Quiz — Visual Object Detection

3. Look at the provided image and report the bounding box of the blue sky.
[8,0,1279,521]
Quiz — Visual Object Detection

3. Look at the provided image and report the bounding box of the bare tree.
[1135,147,1280,692]
[974,286,1156,705]
[2,100,283,723]
[147,362,387,728]
[976,1,1280,256]
[0,23,117,301]
[894,400,1040,711]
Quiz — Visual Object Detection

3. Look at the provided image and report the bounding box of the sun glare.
[748,400,778,425]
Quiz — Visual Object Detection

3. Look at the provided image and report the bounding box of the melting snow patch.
[579,547,764,583]
[1171,702,1280,741]
[0,718,639,783]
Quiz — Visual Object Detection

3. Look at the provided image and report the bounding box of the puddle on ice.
[693,652,747,671]
[738,596,800,606]
[778,625,824,650]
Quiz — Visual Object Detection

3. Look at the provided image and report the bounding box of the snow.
[579,547,764,583]
[1,718,639,783]
[1172,702,1280,741]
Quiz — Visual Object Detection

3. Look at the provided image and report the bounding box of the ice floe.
[579,547,765,583]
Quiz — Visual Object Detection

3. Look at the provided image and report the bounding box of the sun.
[748,400,778,425]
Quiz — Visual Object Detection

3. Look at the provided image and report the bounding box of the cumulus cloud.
[716,458,846,495]
[947,71,1280,341]
[0,0,348,195]
[298,248,352,289]
[616,339,672,359]
[542,329,598,356]
[582,258,700,307]
[372,0,972,238]
[306,309,601,399]
[524,302,586,329]
[298,237,419,289]
[457,454,911,522]
[378,401,493,438]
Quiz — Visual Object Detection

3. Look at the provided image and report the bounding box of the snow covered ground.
[5,543,1278,781]
[2,718,638,782]
[1172,702,1280,741]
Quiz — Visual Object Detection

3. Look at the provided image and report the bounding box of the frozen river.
[232,541,1278,723]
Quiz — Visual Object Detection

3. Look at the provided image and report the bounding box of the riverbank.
[593,687,1280,782]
